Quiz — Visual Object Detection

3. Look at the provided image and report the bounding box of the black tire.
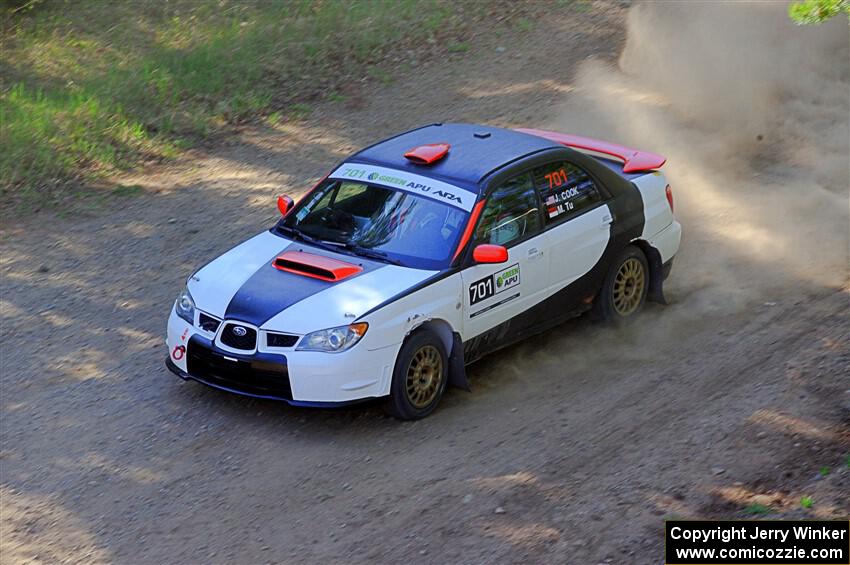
[383,330,448,420]
[593,245,650,323]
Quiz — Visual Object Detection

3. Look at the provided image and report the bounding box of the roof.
[348,123,560,190]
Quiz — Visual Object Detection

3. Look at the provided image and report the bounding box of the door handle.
[600,214,613,229]
[527,247,543,259]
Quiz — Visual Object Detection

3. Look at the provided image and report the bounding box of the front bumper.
[165,308,397,405]
[165,353,364,407]
[167,334,295,400]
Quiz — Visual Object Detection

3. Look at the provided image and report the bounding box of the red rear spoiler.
[515,128,666,173]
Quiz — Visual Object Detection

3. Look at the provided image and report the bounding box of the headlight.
[175,287,195,325]
[296,322,368,353]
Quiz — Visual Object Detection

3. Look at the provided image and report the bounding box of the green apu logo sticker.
[496,265,520,288]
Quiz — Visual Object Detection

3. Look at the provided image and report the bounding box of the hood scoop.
[272,250,362,282]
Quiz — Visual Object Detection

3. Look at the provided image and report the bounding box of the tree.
[788,0,850,24]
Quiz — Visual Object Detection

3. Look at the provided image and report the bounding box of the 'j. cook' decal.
[330,163,475,211]
[469,263,520,306]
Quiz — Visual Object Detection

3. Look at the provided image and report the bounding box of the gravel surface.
[2,3,848,564]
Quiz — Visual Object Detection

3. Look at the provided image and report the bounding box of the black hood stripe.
[224,243,384,326]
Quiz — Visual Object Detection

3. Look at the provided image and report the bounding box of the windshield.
[278,179,470,269]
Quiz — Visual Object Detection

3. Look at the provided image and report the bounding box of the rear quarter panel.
[633,171,674,240]
[633,171,680,262]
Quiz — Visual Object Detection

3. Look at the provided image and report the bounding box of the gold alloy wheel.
[405,345,443,409]
[612,257,646,316]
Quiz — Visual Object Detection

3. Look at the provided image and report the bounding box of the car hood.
[187,230,437,333]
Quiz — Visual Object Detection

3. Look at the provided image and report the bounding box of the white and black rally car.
[166,124,681,419]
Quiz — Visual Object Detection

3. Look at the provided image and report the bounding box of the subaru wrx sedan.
[166,123,681,419]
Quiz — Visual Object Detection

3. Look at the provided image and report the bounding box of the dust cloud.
[554,1,849,315]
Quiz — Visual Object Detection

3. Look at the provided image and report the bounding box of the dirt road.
[2,3,848,564]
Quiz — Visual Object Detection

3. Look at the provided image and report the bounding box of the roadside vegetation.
[788,0,850,24]
[1,0,516,209]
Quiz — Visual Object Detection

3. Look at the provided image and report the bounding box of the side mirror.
[472,244,508,264]
[277,195,295,217]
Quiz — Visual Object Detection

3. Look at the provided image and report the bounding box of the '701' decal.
[469,263,520,306]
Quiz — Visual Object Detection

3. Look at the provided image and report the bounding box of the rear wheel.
[384,330,448,420]
[593,245,649,322]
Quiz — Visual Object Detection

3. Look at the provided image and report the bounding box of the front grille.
[198,312,221,333]
[186,343,292,399]
[219,323,257,350]
[266,332,298,348]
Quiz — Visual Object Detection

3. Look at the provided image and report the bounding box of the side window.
[475,172,542,247]
[532,161,602,225]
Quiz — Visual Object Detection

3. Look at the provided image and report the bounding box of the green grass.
[366,66,394,85]
[447,41,470,53]
[289,103,313,120]
[111,184,143,197]
[800,496,814,509]
[789,0,850,25]
[744,503,772,515]
[265,111,283,127]
[557,0,592,12]
[1,0,493,206]
[516,17,533,32]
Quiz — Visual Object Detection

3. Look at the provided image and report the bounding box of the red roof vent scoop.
[404,143,450,165]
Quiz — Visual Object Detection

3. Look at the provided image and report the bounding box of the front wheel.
[593,245,649,322]
[384,330,448,420]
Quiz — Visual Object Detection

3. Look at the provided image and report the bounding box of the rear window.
[532,161,602,224]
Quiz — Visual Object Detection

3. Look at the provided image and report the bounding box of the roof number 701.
[545,168,569,189]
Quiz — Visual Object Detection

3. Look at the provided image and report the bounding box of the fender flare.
[631,239,667,305]
[406,319,470,391]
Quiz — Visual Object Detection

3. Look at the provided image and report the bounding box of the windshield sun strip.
[328,163,476,212]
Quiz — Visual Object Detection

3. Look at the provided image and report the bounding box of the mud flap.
[648,279,667,305]
[645,246,668,305]
[448,332,470,391]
